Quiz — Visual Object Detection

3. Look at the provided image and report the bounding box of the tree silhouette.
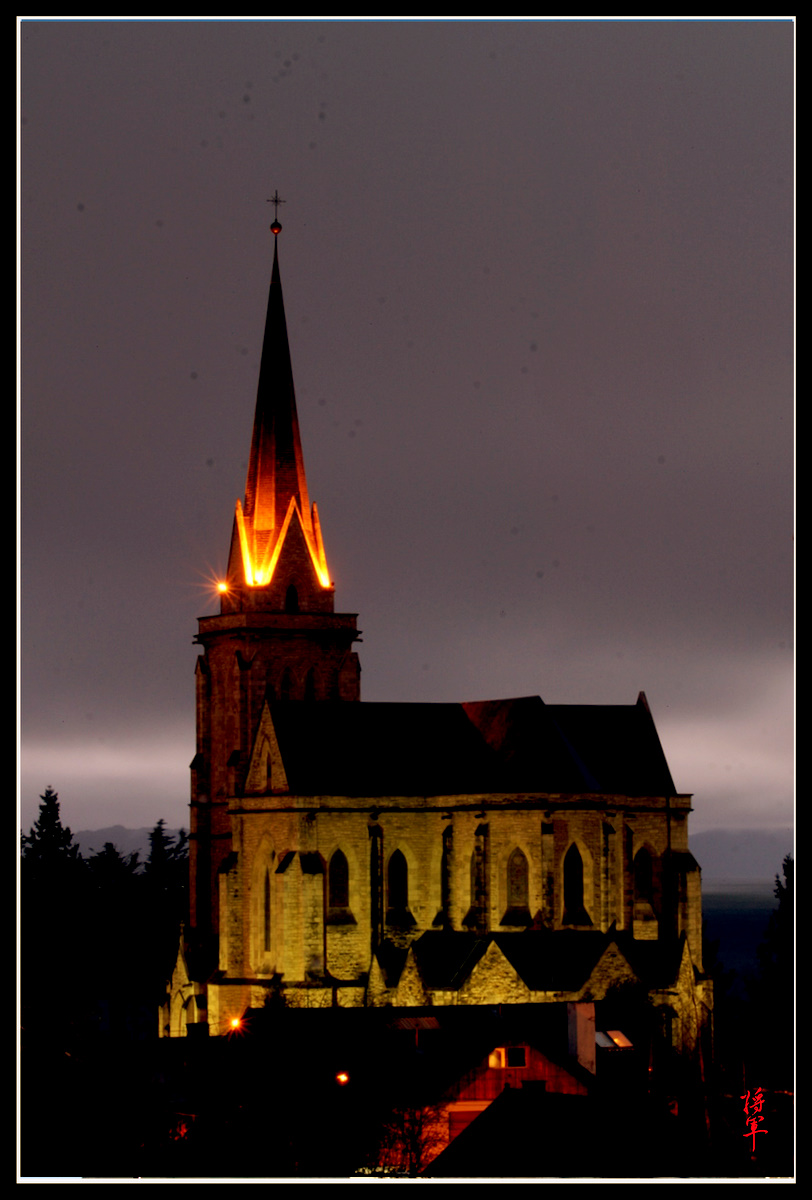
[748,854,794,1089]
[21,786,83,882]
[20,788,89,1042]
[86,841,142,885]
[144,820,189,991]
[758,853,793,982]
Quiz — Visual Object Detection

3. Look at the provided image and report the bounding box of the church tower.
[188,217,361,973]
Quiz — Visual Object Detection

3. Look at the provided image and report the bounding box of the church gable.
[578,941,639,1002]
[457,939,532,1006]
[260,498,328,612]
[394,945,429,1007]
[244,702,289,795]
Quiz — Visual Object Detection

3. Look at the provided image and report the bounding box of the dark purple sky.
[20,19,794,838]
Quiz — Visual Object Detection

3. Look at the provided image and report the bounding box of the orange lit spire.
[231,216,331,592]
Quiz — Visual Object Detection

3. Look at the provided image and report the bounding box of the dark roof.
[423,1082,684,1178]
[266,693,677,797]
[409,929,685,996]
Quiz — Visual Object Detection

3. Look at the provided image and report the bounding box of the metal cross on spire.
[267,189,285,235]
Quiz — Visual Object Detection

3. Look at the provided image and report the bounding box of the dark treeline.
[703,853,794,1094]
[20,787,191,1178]
[698,852,794,1178]
[20,787,188,1043]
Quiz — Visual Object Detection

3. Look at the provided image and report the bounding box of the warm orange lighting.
[230,1017,242,1030]
[335,1071,350,1086]
[235,496,332,590]
[217,581,228,594]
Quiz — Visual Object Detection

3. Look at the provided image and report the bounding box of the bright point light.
[336,1071,349,1085]
[217,581,228,594]
[230,1017,241,1030]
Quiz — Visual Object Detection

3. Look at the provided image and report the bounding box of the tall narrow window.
[388,850,408,910]
[285,584,299,613]
[634,848,654,904]
[386,848,415,929]
[563,843,590,926]
[440,825,453,924]
[326,848,355,926]
[464,824,489,933]
[263,868,272,953]
[369,825,383,950]
[303,668,316,702]
[508,848,529,909]
[328,849,349,909]
[279,668,293,702]
[501,847,531,925]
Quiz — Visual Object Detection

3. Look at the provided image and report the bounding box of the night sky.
[20,19,793,839]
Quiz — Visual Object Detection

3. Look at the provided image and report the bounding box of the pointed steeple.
[226,223,331,603]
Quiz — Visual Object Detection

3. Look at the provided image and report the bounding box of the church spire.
[228,216,331,597]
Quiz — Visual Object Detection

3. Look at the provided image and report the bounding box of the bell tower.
[188,213,362,969]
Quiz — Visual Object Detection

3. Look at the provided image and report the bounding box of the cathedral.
[163,220,712,1063]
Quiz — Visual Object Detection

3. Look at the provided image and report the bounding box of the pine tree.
[749,853,794,1088]
[21,786,83,878]
[144,820,190,992]
[145,819,173,880]
[20,788,87,1040]
[86,841,142,889]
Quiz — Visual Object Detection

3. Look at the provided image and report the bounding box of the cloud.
[20,728,191,834]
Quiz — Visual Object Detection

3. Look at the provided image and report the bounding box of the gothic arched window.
[634,848,654,904]
[501,847,531,926]
[369,825,383,949]
[285,584,299,613]
[263,868,272,953]
[388,849,408,910]
[386,849,415,929]
[279,668,293,702]
[440,825,452,924]
[328,849,349,909]
[563,843,591,926]
[508,848,529,909]
[464,824,490,933]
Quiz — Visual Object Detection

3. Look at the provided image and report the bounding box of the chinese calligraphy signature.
[741,1086,768,1153]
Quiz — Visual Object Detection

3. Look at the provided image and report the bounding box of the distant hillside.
[73,825,185,863]
[691,828,793,891]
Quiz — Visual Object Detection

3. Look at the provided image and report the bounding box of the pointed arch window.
[279,668,293,702]
[369,825,383,950]
[285,584,299,613]
[463,824,489,933]
[435,824,453,928]
[263,868,272,953]
[386,849,415,928]
[501,847,531,926]
[326,849,355,925]
[328,849,349,908]
[388,850,407,909]
[508,848,529,908]
[563,843,591,926]
[634,848,654,905]
[632,846,659,936]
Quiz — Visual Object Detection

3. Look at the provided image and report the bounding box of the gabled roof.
[462,693,676,794]
[262,691,678,797]
[266,700,499,796]
[410,930,639,995]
